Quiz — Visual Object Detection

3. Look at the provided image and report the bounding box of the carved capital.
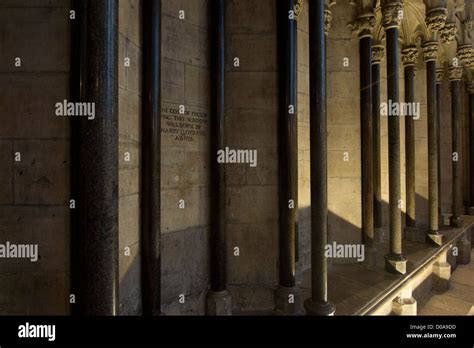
[436,68,444,83]
[426,8,447,33]
[372,45,385,64]
[448,66,463,81]
[440,22,457,43]
[382,1,404,30]
[457,45,474,68]
[294,0,304,21]
[401,47,418,66]
[348,14,376,38]
[324,9,333,35]
[422,41,439,62]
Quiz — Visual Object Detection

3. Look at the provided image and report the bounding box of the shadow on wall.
[118,225,210,316]
[298,192,439,272]
[117,191,443,315]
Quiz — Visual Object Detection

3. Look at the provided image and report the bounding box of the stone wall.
[118,0,142,315]
[225,0,279,312]
[160,0,211,315]
[0,0,71,314]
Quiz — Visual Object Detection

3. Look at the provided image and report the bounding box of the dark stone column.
[382,0,406,275]
[401,47,420,242]
[141,0,162,316]
[469,84,474,215]
[276,0,299,315]
[78,0,119,315]
[70,0,87,316]
[372,45,384,241]
[423,41,443,246]
[359,27,374,250]
[448,66,464,228]
[304,1,335,316]
[348,11,376,264]
[436,68,444,224]
[207,0,232,315]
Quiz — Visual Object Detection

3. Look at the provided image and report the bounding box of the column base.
[392,296,417,315]
[404,226,424,242]
[468,207,474,216]
[432,261,451,292]
[206,289,232,316]
[274,285,302,315]
[304,298,336,316]
[450,216,464,228]
[426,231,443,246]
[457,238,471,265]
[384,253,407,274]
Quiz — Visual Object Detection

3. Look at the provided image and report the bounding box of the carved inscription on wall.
[161,104,208,142]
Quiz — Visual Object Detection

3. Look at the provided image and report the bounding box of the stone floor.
[301,215,474,315]
[418,249,474,315]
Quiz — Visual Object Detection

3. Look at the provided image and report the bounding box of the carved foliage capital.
[457,45,474,68]
[426,8,447,33]
[372,45,385,64]
[448,66,463,81]
[382,1,404,29]
[348,14,376,37]
[422,42,439,62]
[440,23,457,43]
[401,47,419,66]
[436,68,444,83]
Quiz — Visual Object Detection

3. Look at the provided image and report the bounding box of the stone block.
[392,296,417,316]
[0,140,13,204]
[0,74,69,138]
[119,0,141,47]
[119,194,140,248]
[274,286,302,315]
[327,124,360,151]
[432,261,451,292]
[162,59,185,104]
[184,65,211,107]
[384,254,407,275]
[119,34,127,90]
[125,40,141,96]
[0,8,69,72]
[13,140,69,205]
[227,33,277,72]
[118,242,141,315]
[226,109,277,148]
[226,72,278,110]
[184,228,208,293]
[226,186,278,224]
[426,232,444,246]
[161,231,185,305]
[226,0,276,34]
[119,86,141,130]
[226,223,278,285]
[456,238,471,265]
